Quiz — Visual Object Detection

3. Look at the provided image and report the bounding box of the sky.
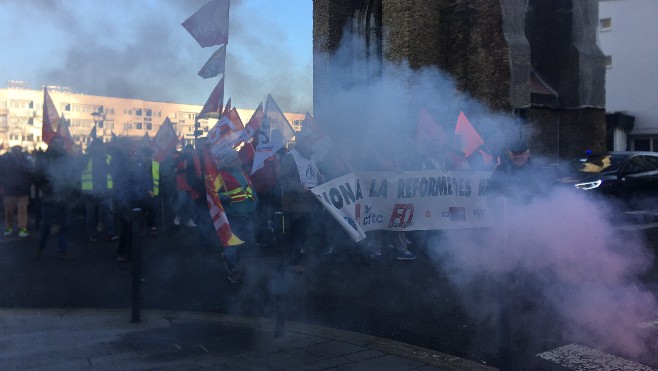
[0,0,313,113]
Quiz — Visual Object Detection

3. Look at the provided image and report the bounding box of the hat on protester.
[508,138,529,152]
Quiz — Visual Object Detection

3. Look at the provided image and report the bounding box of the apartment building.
[0,81,305,153]
[599,0,658,151]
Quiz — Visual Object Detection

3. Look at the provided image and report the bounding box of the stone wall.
[313,0,607,162]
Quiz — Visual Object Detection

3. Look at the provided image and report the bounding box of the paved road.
[1,208,657,370]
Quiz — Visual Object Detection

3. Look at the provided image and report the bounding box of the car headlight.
[574,180,602,190]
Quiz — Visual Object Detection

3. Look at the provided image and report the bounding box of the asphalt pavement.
[0,211,498,370]
[1,208,657,370]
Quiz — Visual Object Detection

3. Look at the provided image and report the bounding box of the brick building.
[313,0,607,162]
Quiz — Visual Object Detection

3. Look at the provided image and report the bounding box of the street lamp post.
[91,112,103,142]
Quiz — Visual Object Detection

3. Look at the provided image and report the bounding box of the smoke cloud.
[0,0,312,113]
[311,28,658,361]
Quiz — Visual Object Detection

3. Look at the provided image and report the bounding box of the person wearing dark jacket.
[112,141,155,261]
[1,146,33,237]
[33,136,81,259]
[80,140,117,241]
[488,138,549,201]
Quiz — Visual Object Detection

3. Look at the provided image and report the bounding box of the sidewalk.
[0,308,497,370]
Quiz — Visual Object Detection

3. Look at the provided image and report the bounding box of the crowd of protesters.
[0,130,535,284]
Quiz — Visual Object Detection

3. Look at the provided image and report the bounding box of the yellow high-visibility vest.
[152,161,160,196]
[81,154,113,191]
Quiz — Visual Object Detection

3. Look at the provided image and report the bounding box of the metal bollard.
[273,211,286,337]
[131,208,142,323]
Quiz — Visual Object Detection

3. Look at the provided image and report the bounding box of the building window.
[146,123,152,131]
[605,55,612,69]
[600,17,612,31]
[124,109,132,115]
[136,122,143,130]
[145,109,152,117]
[632,138,658,152]
[134,108,143,116]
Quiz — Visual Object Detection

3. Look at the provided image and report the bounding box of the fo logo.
[388,203,414,228]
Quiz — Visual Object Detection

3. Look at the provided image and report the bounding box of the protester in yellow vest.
[80,140,117,242]
[217,148,258,284]
[136,147,160,233]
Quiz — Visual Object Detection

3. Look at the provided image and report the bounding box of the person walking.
[33,136,80,260]
[80,140,117,242]
[217,148,258,283]
[173,144,200,228]
[0,145,33,238]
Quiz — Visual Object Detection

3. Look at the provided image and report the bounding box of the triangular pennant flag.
[454,111,484,158]
[244,102,263,139]
[222,97,232,117]
[153,117,179,162]
[56,115,75,153]
[198,76,224,118]
[198,45,226,79]
[416,107,449,149]
[182,0,230,48]
[252,94,296,174]
[42,87,59,145]
[201,144,244,247]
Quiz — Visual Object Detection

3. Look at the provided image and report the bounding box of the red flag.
[42,87,59,145]
[244,102,263,136]
[56,115,75,153]
[198,45,226,79]
[222,97,232,118]
[153,117,179,162]
[198,76,224,118]
[454,111,484,158]
[416,108,448,148]
[182,0,230,48]
[239,141,255,165]
[201,144,243,247]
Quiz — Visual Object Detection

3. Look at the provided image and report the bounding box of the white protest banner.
[310,172,366,242]
[311,170,492,241]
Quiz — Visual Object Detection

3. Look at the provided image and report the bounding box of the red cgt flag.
[42,87,59,145]
[182,0,230,48]
[201,144,243,247]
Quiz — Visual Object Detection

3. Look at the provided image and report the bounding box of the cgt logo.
[362,204,384,225]
[388,203,414,228]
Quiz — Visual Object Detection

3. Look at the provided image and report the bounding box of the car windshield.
[570,154,626,174]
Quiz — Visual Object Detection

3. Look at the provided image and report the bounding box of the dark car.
[558,151,658,206]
